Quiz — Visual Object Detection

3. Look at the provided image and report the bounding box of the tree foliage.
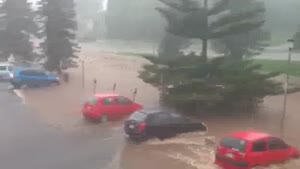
[38,0,80,72]
[157,0,265,60]
[294,31,300,50]
[139,55,282,113]
[211,0,270,59]
[138,0,283,114]
[158,33,190,58]
[0,0,38,62]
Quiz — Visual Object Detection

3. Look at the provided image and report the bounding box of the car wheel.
[12,83,21,89]
[20,84,28,89]
[53,81,60,85]
[100,115,108,123]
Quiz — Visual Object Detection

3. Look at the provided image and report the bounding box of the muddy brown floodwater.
[20,43,300,169]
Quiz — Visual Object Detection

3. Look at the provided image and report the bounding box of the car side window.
[20,70,46,76]
[170,113,186,124]
[252,140,267,152]
[102,97,116,106]
[149,113,171,125]
[268,138,288,150]
[117,96,132,105]
[35,71,46,76]
[8,66,13,71]
[20,70,34,76]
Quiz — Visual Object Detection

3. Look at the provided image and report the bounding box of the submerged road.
[0,83,123,169]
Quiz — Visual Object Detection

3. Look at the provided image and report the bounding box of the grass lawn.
[254,59,300,77]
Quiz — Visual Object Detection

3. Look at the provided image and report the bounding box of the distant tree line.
[0,0,79,73]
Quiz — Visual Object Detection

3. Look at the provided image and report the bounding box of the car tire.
[13,83,21,89]
[100,115,108,123]
[128,135,146,144]
[53,81,60,85]
[20,84,28,89]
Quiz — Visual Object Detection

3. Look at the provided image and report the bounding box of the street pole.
[82,60,85,89]
[280,41,294,138]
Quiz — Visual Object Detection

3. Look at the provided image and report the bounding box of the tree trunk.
[202,39,208,61]
[201,0,208,61]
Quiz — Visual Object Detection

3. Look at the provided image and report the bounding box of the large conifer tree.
[0,0,37,62]
[38,0,80,72]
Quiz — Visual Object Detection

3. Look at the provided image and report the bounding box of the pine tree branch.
[208,0,229,16]
[209,7,265,30]
[209,21,265,39]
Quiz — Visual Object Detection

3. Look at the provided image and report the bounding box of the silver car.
[0,63,14,81]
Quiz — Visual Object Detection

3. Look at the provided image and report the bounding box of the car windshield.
[86,97,98,105]
[0,66,6,71]
[220,137,247,152]
[129,111,147,121]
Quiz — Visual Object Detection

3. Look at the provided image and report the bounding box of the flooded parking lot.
[18,43,300,169]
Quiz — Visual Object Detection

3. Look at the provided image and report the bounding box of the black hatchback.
[124,109,207,141]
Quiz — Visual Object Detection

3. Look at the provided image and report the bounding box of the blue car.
[10,67,60,89]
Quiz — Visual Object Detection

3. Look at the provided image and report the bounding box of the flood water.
[121,92,300,169]
[19,43,300,169]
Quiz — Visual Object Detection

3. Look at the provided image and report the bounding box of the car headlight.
[9,73,14,78]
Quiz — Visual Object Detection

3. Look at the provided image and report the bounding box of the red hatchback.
[82,94,143,122]
[215,131,299,169]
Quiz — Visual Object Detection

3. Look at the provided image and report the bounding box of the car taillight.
[138,122,146,132]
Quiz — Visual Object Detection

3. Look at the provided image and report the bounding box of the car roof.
[94,93,120,98]
[228,131,271,142]
[0,63,12,66]
[138,108,178,115]
[15,67,43,71]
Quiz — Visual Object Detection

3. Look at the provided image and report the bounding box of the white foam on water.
[145,133,215,146]
[168,153,219,169]
[13,89,26,104]
[187,146,215,162]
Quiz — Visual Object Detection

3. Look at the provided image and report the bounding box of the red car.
[82,94,143,122]
[215,131,299,169]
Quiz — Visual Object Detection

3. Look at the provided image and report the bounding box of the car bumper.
[215,155,250,169]
[83,111,100,120]
[124,128,145,139]
[0,76,11,81]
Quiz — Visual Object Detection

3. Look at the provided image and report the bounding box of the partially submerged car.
[82,94,143,122]
[124,109,207,141]
[215,131,299,169]
[0,62,14,81]
[10,67,60,89]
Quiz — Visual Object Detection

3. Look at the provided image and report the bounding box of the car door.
[101,97,119,120]
[116,96,134,116]
[248,139,269,166]
[19,70,36,86]
[147,113,174,139]
[169,114,187,134]
[34,70,48,86]
[266,137,290,163]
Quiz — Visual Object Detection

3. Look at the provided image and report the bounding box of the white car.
[0,62,14,81]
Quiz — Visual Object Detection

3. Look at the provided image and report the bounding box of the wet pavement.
[0,83,123,169]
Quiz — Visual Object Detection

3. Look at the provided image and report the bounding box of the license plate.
[226,153,234,159]
[129,125,134,129]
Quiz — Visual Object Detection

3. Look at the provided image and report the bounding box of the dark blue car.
[10,67,60,89]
